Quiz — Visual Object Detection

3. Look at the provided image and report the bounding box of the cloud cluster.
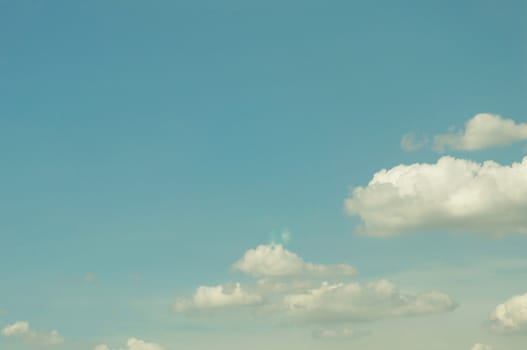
[345,156,527,237]
[175,244,456,330]
[282,280,456,323]
[1,321,64,345]
[434,113,527,151]
[94,338,164,350]
[232,244,356,278]
[490,292,527,334]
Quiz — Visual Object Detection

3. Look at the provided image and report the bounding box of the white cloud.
[94,338,164,350]
[345,156,527,237]
[471,344,493,350]
[282,279,456,323]
[434,113,527,151]
[1,321,64,345]
[175,282,262,311]
[232,244,356,278]
[490,292,527,334]
[401,133,428,152]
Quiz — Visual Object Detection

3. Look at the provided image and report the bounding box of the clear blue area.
[0,0,526,346]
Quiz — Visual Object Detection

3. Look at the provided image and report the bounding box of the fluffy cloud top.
[94,338,163,350]
[175,283,262,311]
[490,292,527,334]
[471,344,492,350]
[1,321,64,345]
[345,156,527,237]
[282,279,456,323]
[434,113,527,151]
[232,244,356,278]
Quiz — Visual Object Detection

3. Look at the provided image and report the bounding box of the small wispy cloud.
[84,272,96,283]
[280,229,291,245]
[400,132,429,152]
[312,327,371,340]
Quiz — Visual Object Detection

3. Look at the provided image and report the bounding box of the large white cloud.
[232,244,356,278]
[94,338,164,350]
[490,292,527,334]
[471,344,493,350]
[282,279,456,323]
[345,156,527,237]
[174,282,262,311]
[434,113,527,151]
[1,321,64,345]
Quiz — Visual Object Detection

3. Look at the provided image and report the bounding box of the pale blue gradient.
[0,1,526,349]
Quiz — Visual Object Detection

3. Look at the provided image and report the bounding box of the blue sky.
[1,1,526,350]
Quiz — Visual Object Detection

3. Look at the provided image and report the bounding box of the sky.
[1,1,526,349]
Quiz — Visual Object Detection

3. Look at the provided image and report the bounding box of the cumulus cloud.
[94,338,164,350]
[174,283,262,311]
[490,292,527,334]
[175,244,456,334]
[345,156,527,237]
[175,279,455,324]
[2,321,64,345]
[400,133,429,152]
[232,244,356,278]
[282,279,456,323]
[471,344,492,350]
[434,113,527,151]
